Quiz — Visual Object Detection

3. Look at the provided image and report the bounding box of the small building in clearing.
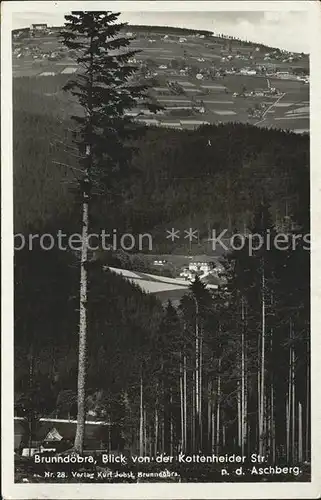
[14,417,120,456]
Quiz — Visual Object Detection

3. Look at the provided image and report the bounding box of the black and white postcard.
[2,1,321,498]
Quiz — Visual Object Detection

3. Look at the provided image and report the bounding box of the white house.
[188,262,214,273]
[199,262,213,273]
[188,262,199,272]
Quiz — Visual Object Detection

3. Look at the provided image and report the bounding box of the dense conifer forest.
[14,62,310,479]
[14,76,308,242]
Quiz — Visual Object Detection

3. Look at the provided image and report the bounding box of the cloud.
[264,12,283,23]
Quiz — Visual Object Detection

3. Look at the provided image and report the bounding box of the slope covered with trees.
[14,200,310,480]
[14,85,309,247]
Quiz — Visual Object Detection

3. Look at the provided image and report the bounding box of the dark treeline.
[126,25,213,37]
[15,200,310,475]
[126,124,308,247]
[14,244,163,423]
[14,79,309,248]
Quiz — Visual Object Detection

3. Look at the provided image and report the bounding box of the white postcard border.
[2,1,321,498]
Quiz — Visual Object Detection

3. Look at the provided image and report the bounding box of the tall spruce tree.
[60,11,160,453]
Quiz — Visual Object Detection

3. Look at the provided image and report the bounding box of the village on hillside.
[12,23,309,133]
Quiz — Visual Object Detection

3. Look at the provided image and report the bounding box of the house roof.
[15,418,111,445]
[38,421,109,442]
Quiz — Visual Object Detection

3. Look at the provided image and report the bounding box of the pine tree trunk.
[28,345,34,456]
[263,392,267,453]
[161,420,165,452]
[170,391,173,456]
[144,409,147,455]
[140,374,144,455]
[180,358,184,452]
[183,354,187,451]
[192,371,196,451]
[73,21,95,452]
[222,424,226,447]
[259,264,266,456]
[216,358,221,453]
[195,299,199,450]
[237,380,242,448]
[149,425,152,456]
[298,401,303,462]
[291,341,295,462]
[74,163,89,453]
[287,319,296,461]
[211,410,215,452]
[270,383,276,463]
[155,402,158,455]
[286,339,292,462]
[305,342,310,462]
[136,430,139,454]
[258,365,261,448]
[199,332,203,450]
[269,291,275,463]
[241,298,247,455]
[207,380,212,445]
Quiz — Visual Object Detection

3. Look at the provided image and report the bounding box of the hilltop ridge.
[13,22,308,55]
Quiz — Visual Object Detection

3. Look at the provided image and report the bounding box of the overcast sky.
[12,10,309,53]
